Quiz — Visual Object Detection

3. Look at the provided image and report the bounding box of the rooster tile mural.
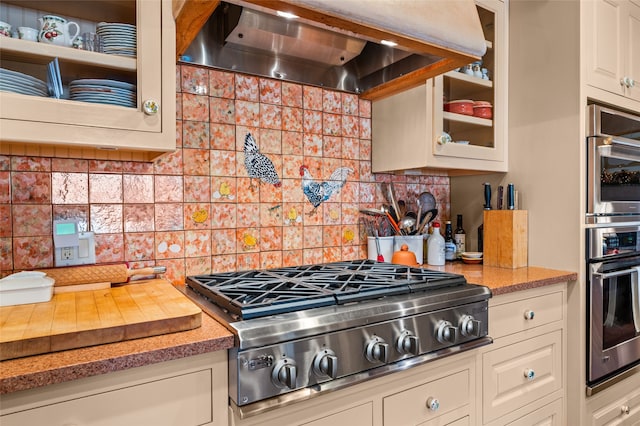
[0,64,450,284]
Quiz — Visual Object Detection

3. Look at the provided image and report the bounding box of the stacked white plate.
[0,68,48,97]
[69,79,136,107]
[461,251,483,264]
[96,22,137,57]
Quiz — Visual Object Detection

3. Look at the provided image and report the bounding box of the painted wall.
[0,64,450,284]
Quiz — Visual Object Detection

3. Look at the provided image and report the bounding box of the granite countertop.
[437,263,577,295]
[0,264,576,395]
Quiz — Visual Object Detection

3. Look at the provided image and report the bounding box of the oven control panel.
[588,225,640,260]
[228,301,489,406]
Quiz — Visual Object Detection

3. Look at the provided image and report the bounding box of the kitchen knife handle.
[497,186,504,210]
[483,183,492,210]
[507,183,515,210]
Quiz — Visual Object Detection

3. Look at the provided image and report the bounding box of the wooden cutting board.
[0,281,202,361]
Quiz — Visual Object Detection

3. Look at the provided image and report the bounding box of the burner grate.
[186,260,467,319]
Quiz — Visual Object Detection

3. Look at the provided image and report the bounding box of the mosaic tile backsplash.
[0,64,450,284]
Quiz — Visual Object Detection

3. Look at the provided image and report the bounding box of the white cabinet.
[0,351,228,426]
[0,0,175,161]
[479,283,567,426]
[586,0,640,103]
[372,0,507,174]
[587,372,640,426]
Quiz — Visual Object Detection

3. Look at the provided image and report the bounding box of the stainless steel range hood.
[180,0,487,100]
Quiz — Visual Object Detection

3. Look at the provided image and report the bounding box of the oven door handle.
[633,267,640,333]
[594,269,639,279]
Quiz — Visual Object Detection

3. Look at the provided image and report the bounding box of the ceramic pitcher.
[38,15,79,47]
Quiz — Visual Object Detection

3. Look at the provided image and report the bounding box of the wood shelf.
[0,37,136,71]
[443,111,493,127]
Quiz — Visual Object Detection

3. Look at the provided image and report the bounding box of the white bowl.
[461,252,483,259]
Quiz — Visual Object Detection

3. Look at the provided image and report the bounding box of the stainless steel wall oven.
[586,104,640,224]
[586,224,640,394]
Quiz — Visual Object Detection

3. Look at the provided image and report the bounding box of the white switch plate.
[55,232,96,266]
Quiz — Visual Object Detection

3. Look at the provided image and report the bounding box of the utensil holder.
[483,210,528,268]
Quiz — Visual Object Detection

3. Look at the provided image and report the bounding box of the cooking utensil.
[385,183,401,222]
[497,185,504,210]
[385,211,402,234]
[36,264,167,287]
[359,207,386,216]
[374,231,384,262]
[418,192,436,212]
[417,209,438,234]
[397,199,407,218]
[399,216,417,233]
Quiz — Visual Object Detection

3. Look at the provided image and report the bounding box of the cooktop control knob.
[365,336,389,363]
[459,315,482,337]
[271,358,297,390]
[313,349,338,378]
[435,320,457,344]
[397,330,419,355]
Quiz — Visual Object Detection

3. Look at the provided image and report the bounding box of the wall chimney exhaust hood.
[177,0,487,100]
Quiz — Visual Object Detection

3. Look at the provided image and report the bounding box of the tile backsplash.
[0,64,450,284]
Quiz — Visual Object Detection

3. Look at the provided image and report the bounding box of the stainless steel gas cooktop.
[185,259,492,417]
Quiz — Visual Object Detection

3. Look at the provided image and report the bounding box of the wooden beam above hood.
[174,0,220,59]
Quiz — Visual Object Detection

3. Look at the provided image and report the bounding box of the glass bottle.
[454,215,466,258]
[444,221,456,261]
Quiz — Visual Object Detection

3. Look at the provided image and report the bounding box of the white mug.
[0,21,11,37]
[18,26,38,42]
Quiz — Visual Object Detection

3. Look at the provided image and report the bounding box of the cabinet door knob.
[524,310,535,320]
[620,76,636,88]
[426,397,440,411]
[142,99,159,115]
[621,405,630,415]
[436,132,452,145]
[524,368,535,380]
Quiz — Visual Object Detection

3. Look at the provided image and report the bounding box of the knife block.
[483,210,528,268]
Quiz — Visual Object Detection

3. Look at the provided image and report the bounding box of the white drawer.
[384,369,470,426]
[505,398,563,426]
[592,385,640,426]
[482,330,562,424]
[0,369,213,426]
[302,402,373,426]
[489,291,563,339]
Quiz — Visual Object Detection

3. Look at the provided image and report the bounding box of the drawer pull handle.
[426,397,440,411]
[622,405,630,415]
[524,369,535,380]
[524,310,535,320]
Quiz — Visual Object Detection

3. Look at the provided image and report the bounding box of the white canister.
[367,236,394,263]
[393,235,424,265]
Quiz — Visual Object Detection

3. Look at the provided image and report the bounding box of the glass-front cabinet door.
[0,0,175,160]
[431,0,506,168]
[372,0,506,174]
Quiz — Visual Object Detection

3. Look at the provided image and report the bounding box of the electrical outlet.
[61,247,74,260]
